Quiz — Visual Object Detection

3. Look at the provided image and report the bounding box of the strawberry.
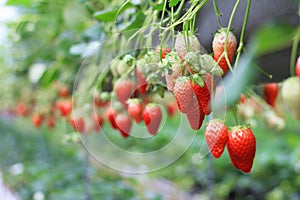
[212,29,237,75]
[46,116,55,128]
[69,117,85,133]
[173,77,193,113]
[155,47,171,59]
[175,32,201,61]
[204,119,228,158]
[296,56,300,78]
[58,86,69,98]
[105,107,118,129]
[136,64,148,94]
[57,100,72,117]
[239,94,247,104]
[127,98,143,123]
[185,96,205,130]
[15,102,29,116]
[92,114,104,132]
[263,83,279,107]
[190,75,211,115]
[94,92,109,107]
[227,126,256,173]
[281,77,300,120]
[31,114,43,128]
[114,78,135,108]
[115,113,132,138]
[143,103,162,135]
[164,52,183,92]
[167,101,178,117]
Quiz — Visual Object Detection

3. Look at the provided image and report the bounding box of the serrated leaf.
[153,3,164,10]
[169,0,180,7]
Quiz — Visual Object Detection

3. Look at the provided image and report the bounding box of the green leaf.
[153,3,164,11]
[93,3,133,22]
[252,22,297,56]
[169,0,180,7]
[6,0,31,6]
[124,12,146,31]
[39,67,59,88]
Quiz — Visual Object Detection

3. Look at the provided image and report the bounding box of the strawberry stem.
[234,0,251,72]
[231,104,239,125]
[290,28,300,77]
[212,0,223,28]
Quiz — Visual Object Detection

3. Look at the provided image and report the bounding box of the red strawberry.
[70,117,85,133]
[16,102,29,116]
[114,79,135,108]
[263,83,279,107]
[115,113,132,138]
[59,86,69,98]
[46,116,55,128]
[212,29,237,75]
[164,52,183,92]
[204,119,228,158]
[227,126,256,173]
[143,103,162,135]
[203,74,215,94]
[155,47,171,59]
[136,65,148,94]
[31,114,43,128]
[92,114,104,132]
[94,92,109,107]
[106,107,118,129]
[127,99,143,123]
[167,101,178,117]
[295,56,300,78]
[173,77,193,113]
[190,76,211,115]
[185,96,205,130]
[57,100,72,117]
[239,94,247,104]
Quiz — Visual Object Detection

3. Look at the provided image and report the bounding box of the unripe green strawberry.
[143,103,162,135]
[227,126,256,173]
[204,119,228,158]
[263,83,279,107]
[281,77,300,120]
[212,29,237,75]
[173,77,193,113]
[185,96,205,130]
[114,78,135,108]
[164,52,183,92]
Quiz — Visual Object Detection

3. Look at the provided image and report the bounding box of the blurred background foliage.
[0,0,299,199]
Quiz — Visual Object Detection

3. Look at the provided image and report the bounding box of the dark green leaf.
[153,3,164,11]
[124,12,146,31]
[169,0,180,7]
[252,22,297,56]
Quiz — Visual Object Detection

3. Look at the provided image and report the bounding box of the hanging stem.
[234,0,251,71]
[212,0,222,28]
[82,135,91,200]
[290,28,300,76]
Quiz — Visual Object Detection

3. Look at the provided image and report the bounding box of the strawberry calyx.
[191,74,204,87]
[229,125,251,132]
[127,98,141,105]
